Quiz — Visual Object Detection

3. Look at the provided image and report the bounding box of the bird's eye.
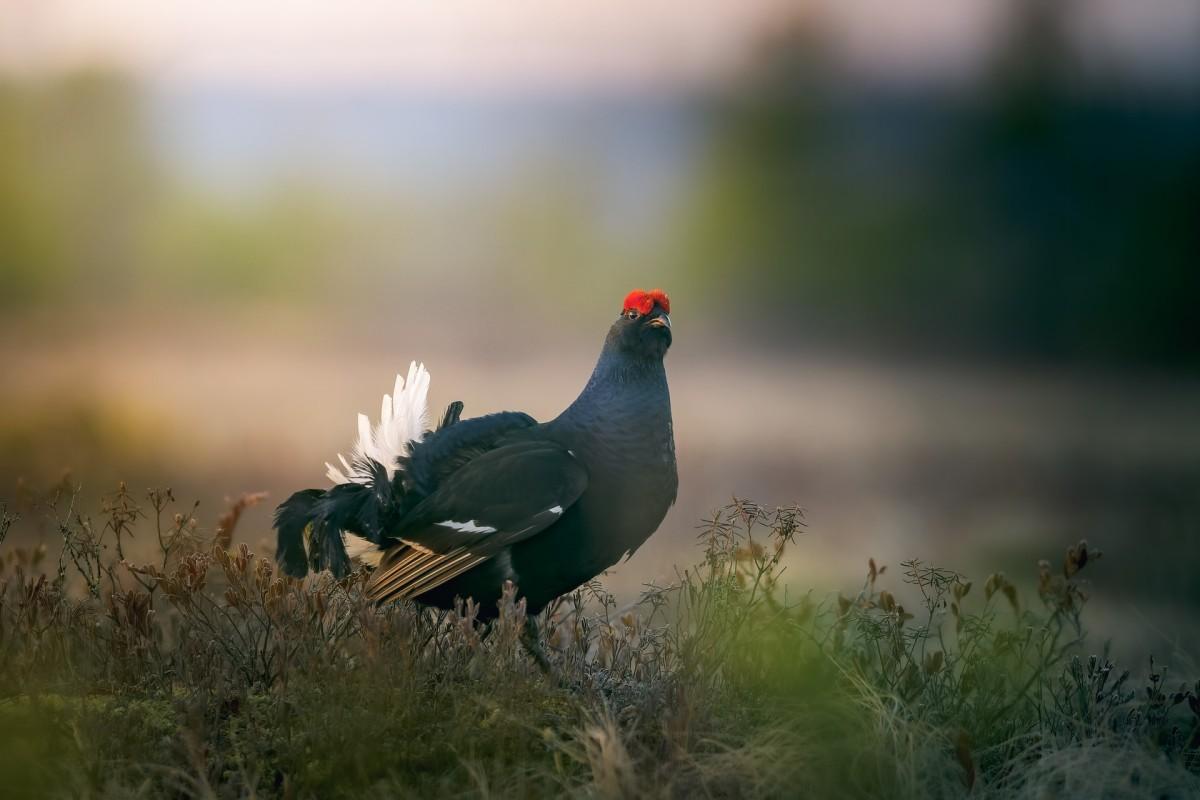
[624,309,641,320]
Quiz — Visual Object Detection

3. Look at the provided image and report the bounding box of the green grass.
[0,486,1197,798]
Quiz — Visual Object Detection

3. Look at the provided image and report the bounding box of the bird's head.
[607,288,672,359]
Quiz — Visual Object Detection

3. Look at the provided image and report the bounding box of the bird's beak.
[647,314,671,330]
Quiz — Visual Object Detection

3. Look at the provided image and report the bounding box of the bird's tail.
[273,458,402,578]
[274,488,323,577]
[274,362,468,579]
[275,362,432,578]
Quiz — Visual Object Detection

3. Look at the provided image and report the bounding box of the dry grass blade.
[0,486,1195,799]
[213,490,269,550]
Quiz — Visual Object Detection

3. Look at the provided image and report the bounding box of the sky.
[2,0,1197,91]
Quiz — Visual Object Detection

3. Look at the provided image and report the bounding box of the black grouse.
[274,288,677,625]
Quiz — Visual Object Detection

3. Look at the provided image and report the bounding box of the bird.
[273,288,677,656]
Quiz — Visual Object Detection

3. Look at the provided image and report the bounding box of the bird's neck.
[584,348,667,392]
[556,348,671,434]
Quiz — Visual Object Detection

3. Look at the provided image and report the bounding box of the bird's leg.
[521,614,555,677]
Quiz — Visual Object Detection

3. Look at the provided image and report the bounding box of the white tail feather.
[327,361,431,485]
[343,532,383,567]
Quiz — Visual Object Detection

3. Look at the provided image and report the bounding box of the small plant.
[0,484,1196,798]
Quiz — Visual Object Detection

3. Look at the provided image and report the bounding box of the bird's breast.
[573,427,676,550]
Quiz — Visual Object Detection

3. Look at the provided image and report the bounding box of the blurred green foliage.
[2,1,1197,367]
[675,5,1200,366]
[0,71,151,303]
[0,70,340,307]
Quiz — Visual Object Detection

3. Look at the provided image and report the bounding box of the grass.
[0,484,1197,798]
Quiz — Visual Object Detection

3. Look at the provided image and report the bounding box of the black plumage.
[274,290,677,618]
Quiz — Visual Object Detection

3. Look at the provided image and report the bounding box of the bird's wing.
[367,441,587,605]
[399,410,538,497]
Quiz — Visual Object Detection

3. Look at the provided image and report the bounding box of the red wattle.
[623,288,670,315]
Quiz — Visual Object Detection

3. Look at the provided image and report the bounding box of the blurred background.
[2,1,1198,659]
